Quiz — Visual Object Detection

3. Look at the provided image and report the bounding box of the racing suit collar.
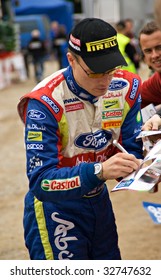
[63,66,99,104]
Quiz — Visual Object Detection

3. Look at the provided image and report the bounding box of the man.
[28,29,47,83]
[50,21,68,69]
[115,20,139,73]
[124,18,141,61]
[17,18,143,260]
[139,21,161,109]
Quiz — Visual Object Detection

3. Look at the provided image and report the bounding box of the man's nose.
[151,48,160,58]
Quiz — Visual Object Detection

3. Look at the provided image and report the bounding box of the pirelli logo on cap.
[86,36,117,52]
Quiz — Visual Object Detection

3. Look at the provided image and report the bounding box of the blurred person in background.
[124,18,141,58]
[124,18,135,39]
[27,29,47,83]
[115,20,140,73]
[50,21,68,69]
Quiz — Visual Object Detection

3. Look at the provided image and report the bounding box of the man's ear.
[67,52,75,66]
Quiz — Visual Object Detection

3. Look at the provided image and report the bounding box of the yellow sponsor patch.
[86,36,117,52]
[102,120,122,129]
[27,131,42,141]
[103,99,119,110]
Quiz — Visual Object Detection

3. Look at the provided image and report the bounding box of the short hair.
[115,20,126,32]
[139,21,160,39]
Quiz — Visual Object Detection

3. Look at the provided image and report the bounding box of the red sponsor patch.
[65,102,84,112]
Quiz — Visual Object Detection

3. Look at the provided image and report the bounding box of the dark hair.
[115,20,126,32]
[139,21,160,39]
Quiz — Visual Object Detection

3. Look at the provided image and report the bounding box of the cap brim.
[82,51,127,73]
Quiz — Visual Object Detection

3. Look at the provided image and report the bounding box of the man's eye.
[144,49,151,54]
[156,45,161,51]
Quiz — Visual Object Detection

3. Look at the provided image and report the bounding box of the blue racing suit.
[17,66,143,260]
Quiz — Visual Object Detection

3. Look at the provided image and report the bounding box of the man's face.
[140,30,161,72]
[67,53,115,97]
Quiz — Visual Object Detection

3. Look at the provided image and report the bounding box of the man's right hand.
[102,152,142,180]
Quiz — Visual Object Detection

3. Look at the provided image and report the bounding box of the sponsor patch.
[108,80,128,91]
[41,95,60,113]
[64,97,79,104]
[129,78,139,100]
[27,131,42,141]
[65,102,84,112]
[27,109,46,120]
[74,130,112,150]
[27,124,46,131]
[103,99,119,109]
[41,176,80,191]
[29,154,43,172]
[85,36,117,52]
[136,111,141,123]
[102,120,122,129]
[102,109,123,119]
[27,143,44,150]
[51,211,78,260]
[106,91,122,98]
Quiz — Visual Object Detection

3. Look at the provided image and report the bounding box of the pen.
[113,140,129,154]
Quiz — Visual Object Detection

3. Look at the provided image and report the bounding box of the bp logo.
[136,111,141,123]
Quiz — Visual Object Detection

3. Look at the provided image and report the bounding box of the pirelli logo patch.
[86,36,117,52]
[41,176,80,191]
[102,120,122,129]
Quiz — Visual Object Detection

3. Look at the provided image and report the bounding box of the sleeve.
[119,75,144,159]
[141,72,161,108]
[25,99,104,202]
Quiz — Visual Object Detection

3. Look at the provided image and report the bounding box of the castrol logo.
[41,176,80,191]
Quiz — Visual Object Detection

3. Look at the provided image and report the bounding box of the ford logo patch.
[27,109,46,120]
[108,80,127,91]
[75,130,112,150]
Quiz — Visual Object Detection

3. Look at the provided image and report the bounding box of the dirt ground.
[0,60,161,260]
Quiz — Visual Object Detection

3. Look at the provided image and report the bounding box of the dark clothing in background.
[125,43,140,69]
[28,37,47,83]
